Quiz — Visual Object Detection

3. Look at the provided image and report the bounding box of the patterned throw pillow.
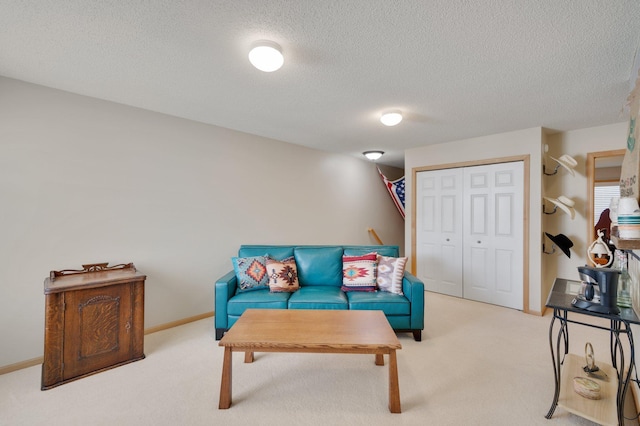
[266,256,300,293]
[377,255,407,295]
[342,253,377,292]
[231,255,269,292]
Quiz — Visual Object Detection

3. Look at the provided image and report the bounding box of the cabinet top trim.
[44,262,145,294]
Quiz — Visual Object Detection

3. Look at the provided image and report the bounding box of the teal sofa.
[215,245,424,341]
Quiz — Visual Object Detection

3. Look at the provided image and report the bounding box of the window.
[594,183,619,226]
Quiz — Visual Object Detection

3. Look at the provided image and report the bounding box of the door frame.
[411,155,531,313]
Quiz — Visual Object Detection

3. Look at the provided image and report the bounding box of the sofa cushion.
[294,246,343,286]
[287,286,348,309]
[376,255,407,295]
[231,255,269,292]
[239,245,295,260]
[346,291,410,316]
[266,256,300,293]
[341,253,378,292]
[227,289,291,315]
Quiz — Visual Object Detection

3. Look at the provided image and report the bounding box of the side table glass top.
[546,278,640,325]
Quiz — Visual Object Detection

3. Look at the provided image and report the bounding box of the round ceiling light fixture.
[363,151,384,161]
[248,40,284,72]
[380,110,403,126]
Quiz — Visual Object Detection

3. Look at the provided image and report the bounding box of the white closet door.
[462,161,524,309]
[416,168,464,297]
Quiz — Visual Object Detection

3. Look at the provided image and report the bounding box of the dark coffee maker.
[574,266,620,314]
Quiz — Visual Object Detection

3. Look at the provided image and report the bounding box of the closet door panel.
[418,189,438,292]
[495,194,514,236]
[416,169,463,297]
[463,161,523,309]
[422,195,436,231]
[440,244,462,294]
[469,194,488,236]
[491,163,524,309]
[495,249,514,292]
[467,245,491,302]
[419,241,440,292]
[441,196,456,232]
[464,168,493,303]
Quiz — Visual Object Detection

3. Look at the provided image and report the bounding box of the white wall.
[545,123,628,281]
[0,77,405,367]
[404,128,544,313]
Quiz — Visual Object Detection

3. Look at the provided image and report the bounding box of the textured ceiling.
[1,1,640,167]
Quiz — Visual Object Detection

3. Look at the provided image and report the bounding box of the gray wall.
[0,77,404,367]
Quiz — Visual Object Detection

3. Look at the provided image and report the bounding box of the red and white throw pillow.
[341,253,377,292]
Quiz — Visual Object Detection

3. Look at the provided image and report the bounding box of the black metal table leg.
[614,321,635,426]
[546,309,568,419]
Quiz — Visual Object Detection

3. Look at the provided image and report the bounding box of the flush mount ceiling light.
[363,151,384,161]
[248,40,284,72]
[380,110,403,126]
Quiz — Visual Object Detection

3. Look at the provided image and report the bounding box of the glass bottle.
[616,250,633,308]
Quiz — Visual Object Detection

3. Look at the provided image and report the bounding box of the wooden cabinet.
[41,263,146,390]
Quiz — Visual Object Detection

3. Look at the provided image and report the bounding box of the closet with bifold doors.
[415,160,524,310]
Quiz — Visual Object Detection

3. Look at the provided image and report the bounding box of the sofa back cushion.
[343,245,399,257]
[294,246,343,286]
[239,245,294,260]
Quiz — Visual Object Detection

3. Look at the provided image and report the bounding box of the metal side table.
[545,278,639,425]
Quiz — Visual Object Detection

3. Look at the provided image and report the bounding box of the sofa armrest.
[215,270,237,330]
[402,271,424,330]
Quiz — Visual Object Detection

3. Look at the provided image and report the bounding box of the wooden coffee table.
[218,309,402,413]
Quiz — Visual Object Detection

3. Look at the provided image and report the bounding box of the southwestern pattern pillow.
[377,255,407,295]
[266,256,300,293]
[342,253,377,292]
[231,255,269,292]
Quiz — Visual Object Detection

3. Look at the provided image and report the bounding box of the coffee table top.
[219,309,401,351]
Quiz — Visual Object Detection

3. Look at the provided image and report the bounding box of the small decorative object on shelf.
[573,377,601,400]
[582,342,607,380]
[588,229,613,268]
[617,197,640,239]
[585,342,596,371]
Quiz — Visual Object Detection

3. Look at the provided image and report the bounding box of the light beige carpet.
[1,292,637,425]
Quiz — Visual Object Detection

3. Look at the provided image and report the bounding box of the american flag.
[377,167,405,219]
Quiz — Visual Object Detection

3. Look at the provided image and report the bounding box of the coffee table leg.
[244,351,254,363]
[375,353,384,365]
[388,350,401,413]
[219,347,232,409]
